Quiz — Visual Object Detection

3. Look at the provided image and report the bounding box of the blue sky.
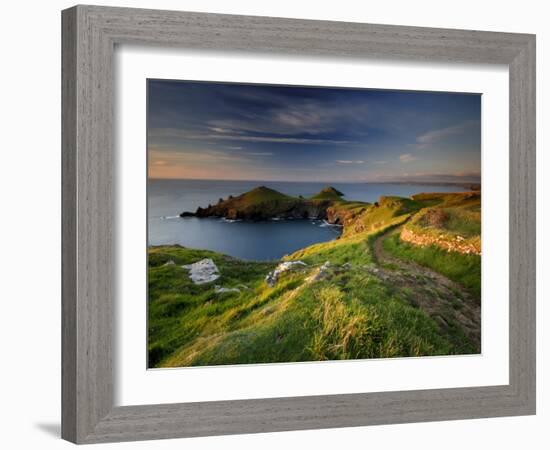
[147,79,481,183]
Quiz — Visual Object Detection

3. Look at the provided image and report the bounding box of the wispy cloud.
[207,100,369,137]
[149,148,252,165]
[415,120,480,148]
[149,128,355,145]
[399,153,417,163]
[148,80,481,181]
[209,126,233,134]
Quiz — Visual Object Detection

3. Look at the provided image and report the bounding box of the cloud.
[149,148,252,165]
[149,128,355,145]
[247,152,273,156]
[415,120,480,148]
[209,127,232,133]
[207,99,369,137]
[336,160,365,164]
[399,153,417,163]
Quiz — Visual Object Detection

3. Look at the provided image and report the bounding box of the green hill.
[231,185,294,205]
[311,186,345,200]
[154,190,482,368]
[183,185,366,221]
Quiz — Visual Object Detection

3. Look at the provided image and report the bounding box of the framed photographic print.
[62,5,536,444]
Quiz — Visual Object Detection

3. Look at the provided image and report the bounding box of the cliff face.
[326,205,365,230]
[200,198,334,221]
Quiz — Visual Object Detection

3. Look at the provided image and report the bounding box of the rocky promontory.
[180,186,354,222]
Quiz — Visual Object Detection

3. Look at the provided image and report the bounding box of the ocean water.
[148,179,463,261]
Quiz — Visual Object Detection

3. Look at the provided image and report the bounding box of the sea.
[148,179,463,261]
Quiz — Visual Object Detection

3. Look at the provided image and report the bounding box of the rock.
[342,262,352,269]
[308,261,332,282]
[265,261,307,287]
[182,258,220,284]
[214,285,240,294]
[163,260,175,266]
[179,211,195,217]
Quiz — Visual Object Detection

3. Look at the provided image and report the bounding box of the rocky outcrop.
[326,205,365,230]
[265,261,307,287]
[182,258,220,284]
[400,228,481,255]
[192,198,333,221]
[179,186,353,222]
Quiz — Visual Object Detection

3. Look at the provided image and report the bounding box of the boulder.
[265,261,307,287]
[182,258,220,284]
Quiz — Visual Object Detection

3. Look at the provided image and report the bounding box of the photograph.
[147,80,482,368]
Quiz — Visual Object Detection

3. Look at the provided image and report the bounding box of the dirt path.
[370,226,481,352]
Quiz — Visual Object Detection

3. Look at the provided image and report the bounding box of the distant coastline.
[149,177,480,187]
[148,179,477,260]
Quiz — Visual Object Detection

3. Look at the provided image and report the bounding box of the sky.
[147,79,481,183]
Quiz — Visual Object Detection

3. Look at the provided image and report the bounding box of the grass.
[444,207,481,237]
[341,196,428,237]
[287,230,373,265]
[382,234,481,299]
[401,191,481,254]
[310,186,345,200]
[148,190,481,368]
[233,186,295,204]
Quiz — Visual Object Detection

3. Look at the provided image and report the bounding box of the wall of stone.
[400,228,481,255]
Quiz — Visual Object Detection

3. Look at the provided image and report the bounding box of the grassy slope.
[382,235,481,298]
[149,191,481,368]
[381,192,482,298]
[310,186,345,200]
[232,186,295,205]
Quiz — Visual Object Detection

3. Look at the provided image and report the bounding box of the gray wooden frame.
[62,4,536,444]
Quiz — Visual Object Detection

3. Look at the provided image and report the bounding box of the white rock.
[308,261,332,282]
[214,286,240,294]
[182,258,220,284]
[265,261,307,286]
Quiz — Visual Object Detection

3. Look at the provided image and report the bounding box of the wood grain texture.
[61,5,536,444]
[61,7,77,443]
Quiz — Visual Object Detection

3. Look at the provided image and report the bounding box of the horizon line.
[148,177,480,185]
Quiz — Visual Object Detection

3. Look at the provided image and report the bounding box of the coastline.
[148,189,481,368]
